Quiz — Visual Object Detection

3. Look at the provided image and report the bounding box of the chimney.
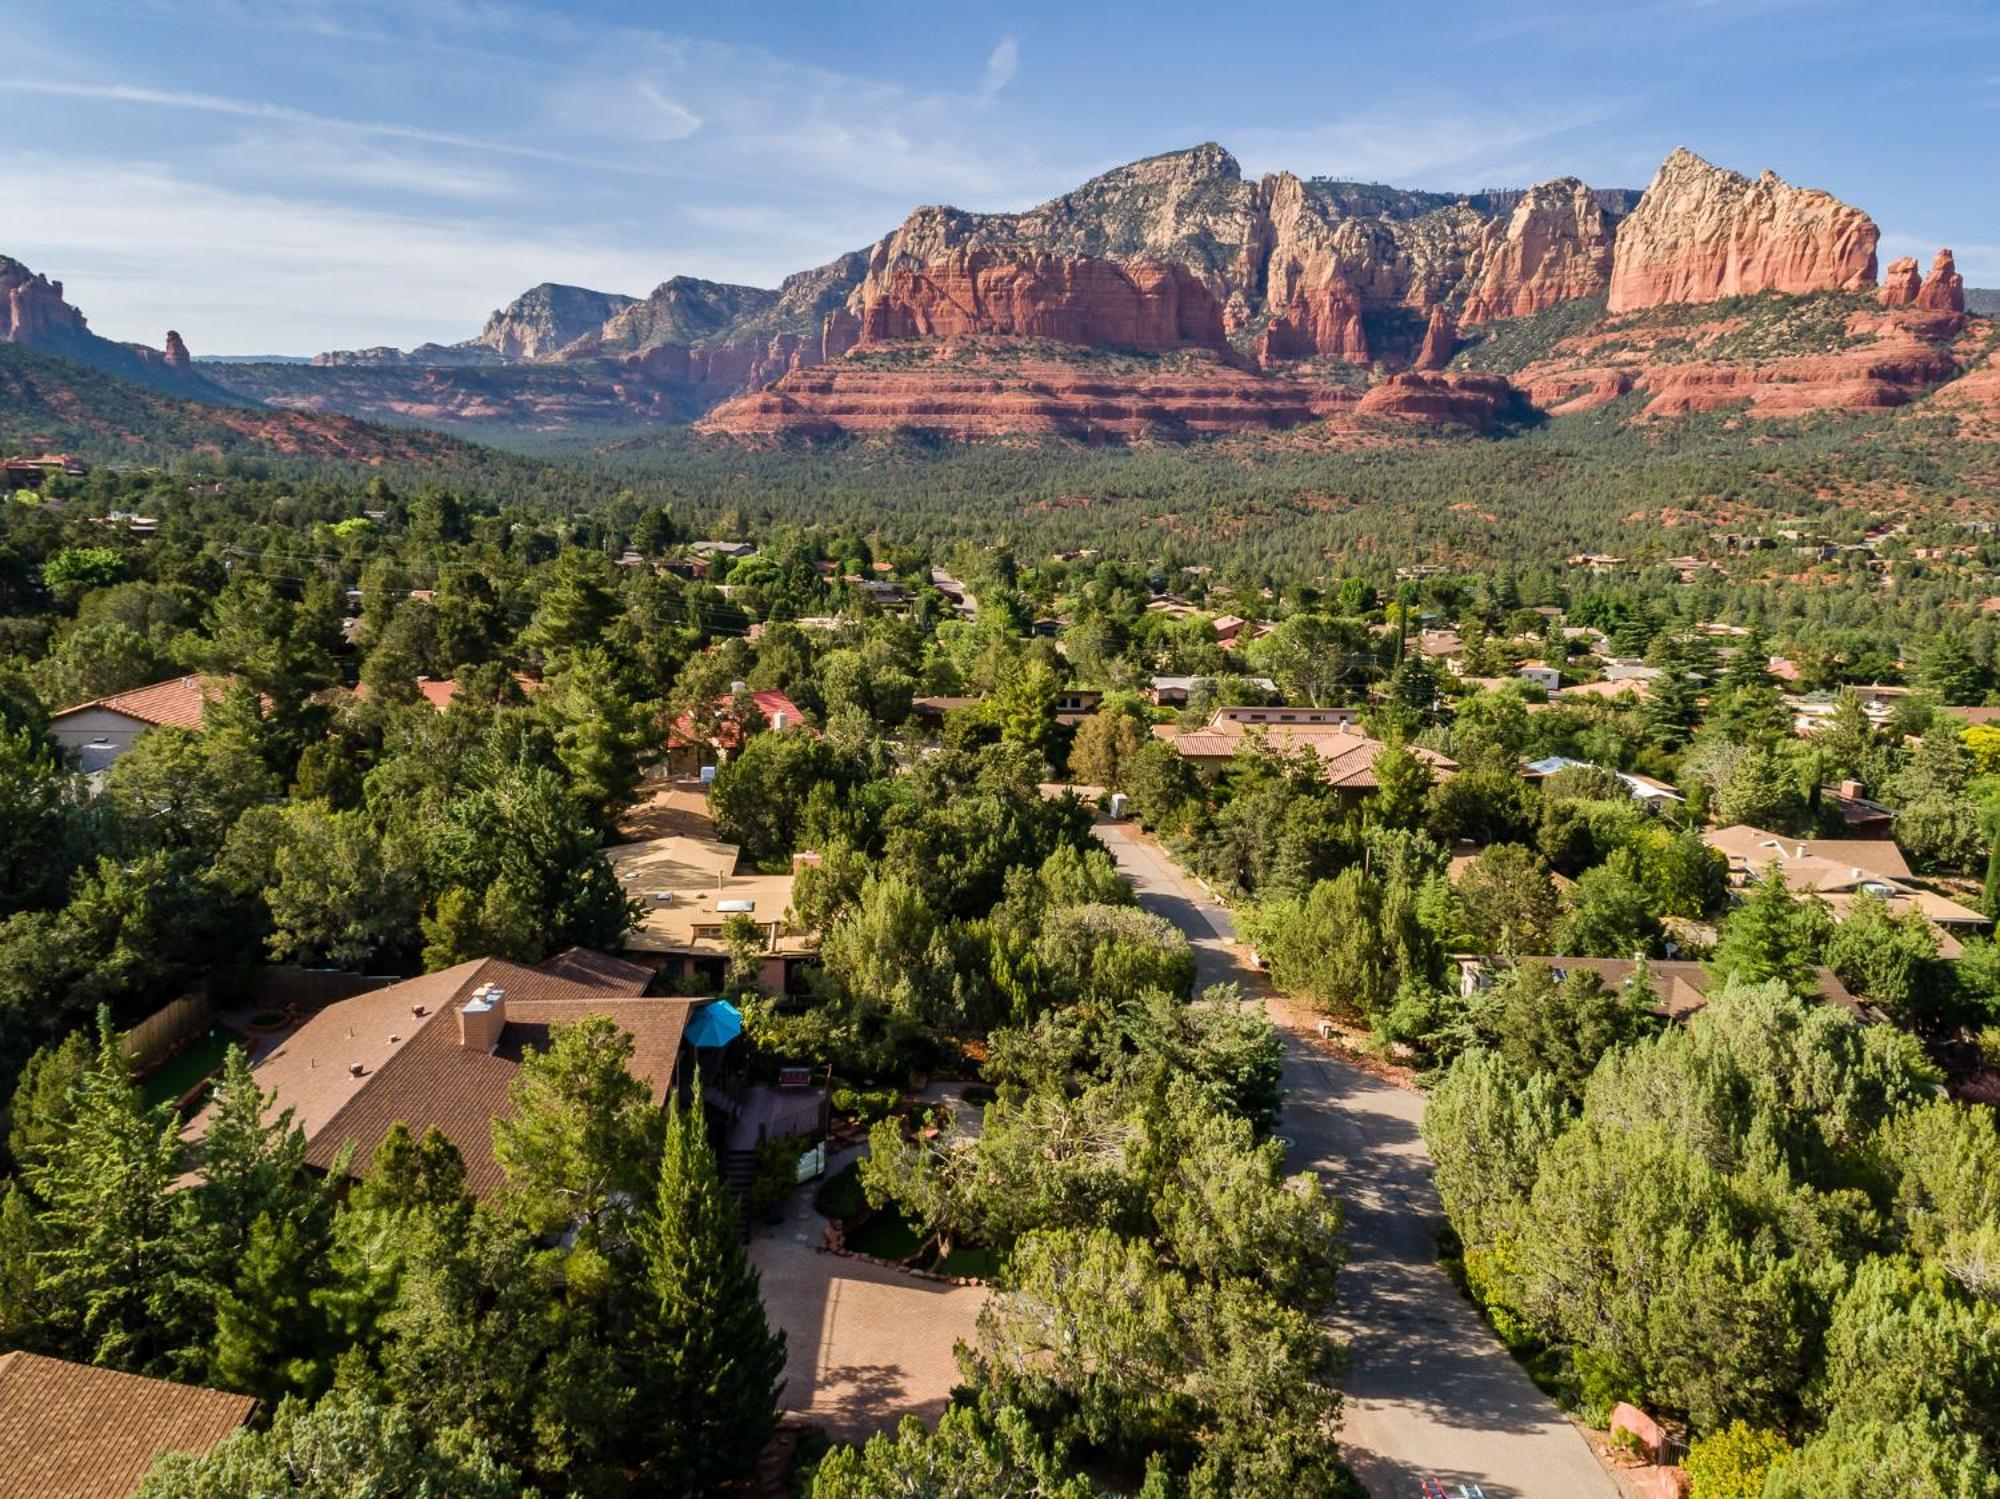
[770,710,787,731]
[1838,779,1865,800]
[730,679,748,694]
[458,983,507,1053]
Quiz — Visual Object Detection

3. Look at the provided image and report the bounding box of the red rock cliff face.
[1607,148,1878,312]
[1414,305,1456,370]
[1,259,90,343]
[1459,179,1621,323]
[853,249,1230,353]
[836,150,1639,373]
[1915,248,1965,314]
[1879,257,1923,308]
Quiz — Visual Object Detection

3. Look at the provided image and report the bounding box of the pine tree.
[196,1045,337,1394]
[1707,866,1829,996]
[197,1045,311,1262]
[23,1011,194,1372]
[208,1213,329,1403]
[522,547,621,665]
[1722,627,1775,692]
[1644,632,1706,750]
[634,1087,786,1492]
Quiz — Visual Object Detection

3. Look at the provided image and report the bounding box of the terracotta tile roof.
[0,1351,254,1498]
[668,689,813,752]
[191,952,689,1199]
[352,674,543,711]
[51,674,231,730]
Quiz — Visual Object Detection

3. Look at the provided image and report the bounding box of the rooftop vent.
[730,679,748,694]
[717,898,755,913]
[348,1062,365,1077]
[411,1004,427,1017]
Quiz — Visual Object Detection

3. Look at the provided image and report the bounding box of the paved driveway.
[1095,819,1617,1499]
[750,1151,987,1444]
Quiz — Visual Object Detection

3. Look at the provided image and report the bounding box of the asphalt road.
[1094,819,1617,1499]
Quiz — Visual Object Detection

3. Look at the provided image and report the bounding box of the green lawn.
[139,1030,236,1107]
[844,1210,924,1262]
[937,1244,999,1280]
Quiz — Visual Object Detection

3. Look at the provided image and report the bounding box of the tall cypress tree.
[634,1085,786,1492]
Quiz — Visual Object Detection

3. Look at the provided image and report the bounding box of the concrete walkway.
[1095,819,1617,1499]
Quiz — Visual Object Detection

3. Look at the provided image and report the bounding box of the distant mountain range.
[4,145,1996,445]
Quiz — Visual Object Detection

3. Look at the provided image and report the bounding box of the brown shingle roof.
[192,952,690,1199]
[1154,717,1457,788]
[51,674,231,730]
[1469,955,1859,1020]
[0,1351,254,1498]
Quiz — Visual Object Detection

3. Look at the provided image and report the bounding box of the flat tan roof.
[607,837,814,956]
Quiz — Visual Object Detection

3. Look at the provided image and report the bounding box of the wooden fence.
[119,990,216,1073]
[225,965,401,1010]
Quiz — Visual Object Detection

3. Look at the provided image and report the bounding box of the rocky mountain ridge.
[1,256,236,400]
[7,144,1994,443]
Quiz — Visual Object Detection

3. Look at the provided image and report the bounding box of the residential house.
[908,694,982,722]
[2,453,87,490]
[1208,704,1362,728]
[1556,678,1652,703]
[1054,688,1102,722]
[1147,674,1279,706]
[1515,661,1563,693]
[1457,956,1859,1022]
[1818,782,1898,838]
[1415,628,1465,665]
[0,1352,254,1499]
[1522,756,1683,809]
[607,835,818,993]
[1789,685,1910,737]
[1154,712,1455,793]
[1704,824,1988,955]
[353,674,542,712]
[191,950,696,1198]
[1597,660,1662,684]
[48,674,234,770]
[665,687,811,777]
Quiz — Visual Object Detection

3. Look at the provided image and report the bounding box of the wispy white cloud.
[978,39,1019,106]
[0,76,667,174]
[0,154,694,352]
[633,82,702,142]
[209,132,521,201]
[1231,104,1618,190]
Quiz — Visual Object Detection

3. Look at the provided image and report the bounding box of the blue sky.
[9,0,1997,354]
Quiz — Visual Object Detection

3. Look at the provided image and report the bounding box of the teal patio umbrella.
[684,999,744,1049]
